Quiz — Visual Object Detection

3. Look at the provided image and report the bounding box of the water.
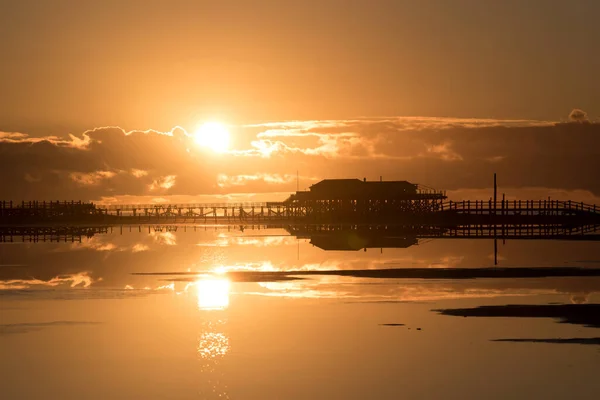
[1,226,600,399]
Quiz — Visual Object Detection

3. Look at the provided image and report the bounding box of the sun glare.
[196,278,231,310]
[194,122,230,153]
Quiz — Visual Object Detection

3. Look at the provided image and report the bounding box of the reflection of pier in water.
[2,224,599,249]
[0,226,109,243]
[284,224,600,251]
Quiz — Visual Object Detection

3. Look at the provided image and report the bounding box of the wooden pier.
[1,176,599,228]
[1,199,599,225]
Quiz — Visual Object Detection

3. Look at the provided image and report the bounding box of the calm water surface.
[1,227,600,399]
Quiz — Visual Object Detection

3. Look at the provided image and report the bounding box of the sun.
[194,122,230,153]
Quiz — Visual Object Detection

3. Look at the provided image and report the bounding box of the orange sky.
[1,0,598,135]
[0,1,599,202]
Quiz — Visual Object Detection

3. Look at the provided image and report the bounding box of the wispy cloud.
[131,169,149,178]
[0,131,92,148]
[0,272,96,290]
[426,141,463,161]
[149,175,176,191]
[70,171,117,186]
[149,231,177,246]
[131,243,150,253]
[569,108,589,122]
[217,173,318,188]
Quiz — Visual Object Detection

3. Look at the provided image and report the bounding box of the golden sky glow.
[1,1,598,134]
[0,2,598,204]
[2,2,600,399]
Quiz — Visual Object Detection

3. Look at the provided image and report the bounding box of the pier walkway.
[1,199,599,224]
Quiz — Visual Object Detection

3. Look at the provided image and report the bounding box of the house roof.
[284,179,445,202]
[307,179,417,199]
[310,179,414,189]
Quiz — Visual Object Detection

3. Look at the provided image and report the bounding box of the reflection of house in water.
[284,178,446,222]
[309,232,417,251]
[285,222,600,252]
[286,225,431,251]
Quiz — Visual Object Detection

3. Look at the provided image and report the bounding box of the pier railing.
[439,199,599,215]
[416,185,447,197]
[0,200,94,209]
[102,202,273,210]
[1,198,599,224]
[2,199,597,214]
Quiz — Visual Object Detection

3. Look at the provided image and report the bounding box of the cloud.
[426,141,463,161]
[68,133,92,149]
[150,231,177,246]
[0,125,199,200]
[0,131,91,148]
[66,237,121,252]
[237,137,358,159]
[0,132,28,140]
[70,171,117,186]
[24,173,42,183]
[1,115,600,201]
[149,175,177,191]
[217,173,318,188]
[92,192,293,205]
[243,117,552,132]
[485,155,505,163]
[240,125,384,159]
[196,235,298,248]
[570,294,589,304]
[0,272,95,290]
[569,109,589,122]
[132,243,150,253]
[131,169,149,178]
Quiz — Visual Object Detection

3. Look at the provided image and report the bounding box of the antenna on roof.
[297,170,299,191]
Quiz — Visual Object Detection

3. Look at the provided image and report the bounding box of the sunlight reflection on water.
[196,278,231,360]
[197,316,230,399]
[198,330,230,360]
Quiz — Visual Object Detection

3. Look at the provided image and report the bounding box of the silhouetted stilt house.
[284,178,447,221]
